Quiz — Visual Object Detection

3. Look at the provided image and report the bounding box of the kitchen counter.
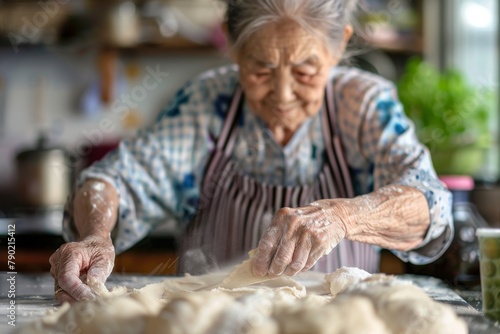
[0,272,499,333]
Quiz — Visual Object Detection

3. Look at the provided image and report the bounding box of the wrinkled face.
[236,20,349,140]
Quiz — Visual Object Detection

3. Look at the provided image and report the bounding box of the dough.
[23,292,164,334]
[145,291,234,334]
[20,252,468,334]
[345,280,468,334]
[210,291,279,333]
[134,271,227,300]
[274,295,390,334]
[219,249,276,289]
[86,276,128,298]
[324,266,372,297]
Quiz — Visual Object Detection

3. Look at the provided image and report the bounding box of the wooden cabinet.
[379,249,406,275]
[114,250,178,275]
[0,249,179,276]
[0,248,178,275]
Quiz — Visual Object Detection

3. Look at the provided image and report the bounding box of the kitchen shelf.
[102,43,219,56]
[0,39,218,54]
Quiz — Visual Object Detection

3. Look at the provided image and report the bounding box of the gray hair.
[224,0,358,56]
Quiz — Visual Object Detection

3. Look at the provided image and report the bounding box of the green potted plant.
[397,58,494,175]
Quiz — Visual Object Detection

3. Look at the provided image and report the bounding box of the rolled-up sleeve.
[63,79,220,254]
[338,76,453,265]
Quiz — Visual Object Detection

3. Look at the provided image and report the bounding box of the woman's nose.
[274,72,295,104]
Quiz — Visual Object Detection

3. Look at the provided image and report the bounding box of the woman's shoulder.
[186,64,240,98]
[330,66,395,100]
[157,64,239,121]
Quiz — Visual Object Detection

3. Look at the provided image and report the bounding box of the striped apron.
[178,83,379,275]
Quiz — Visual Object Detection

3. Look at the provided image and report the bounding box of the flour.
[90,181,106,192]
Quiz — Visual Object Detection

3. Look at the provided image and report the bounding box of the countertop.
[0,272,499,334]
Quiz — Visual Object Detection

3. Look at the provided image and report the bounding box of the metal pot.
[15,136,71,207]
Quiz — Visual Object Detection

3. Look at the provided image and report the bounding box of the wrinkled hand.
[49,235,115,304]
[252,201,349,277]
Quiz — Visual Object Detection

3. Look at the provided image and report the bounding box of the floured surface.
[19,254,468,334]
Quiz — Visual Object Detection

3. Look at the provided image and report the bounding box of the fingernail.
[268,269,281,277]
[253,269,264,277]
[81,295,96,302]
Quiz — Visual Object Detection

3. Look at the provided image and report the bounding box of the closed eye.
[294,71,313,81]
[255,72,271,78]
[295,71,310,77]
[293,65,316,80]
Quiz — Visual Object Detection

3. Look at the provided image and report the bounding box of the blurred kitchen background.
[0,0,498,282]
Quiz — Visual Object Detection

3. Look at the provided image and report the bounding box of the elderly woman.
[50,0,453,303]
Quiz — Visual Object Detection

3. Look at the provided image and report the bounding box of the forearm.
[74,179,119,240]
[316,185,430,251]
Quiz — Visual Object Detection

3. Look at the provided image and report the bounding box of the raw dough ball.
[274,295,389,334]
[345,280,468,334]
[145,291,233,334]
[211,291,279,334]
[324,266,372,297]
[20,293,164,334]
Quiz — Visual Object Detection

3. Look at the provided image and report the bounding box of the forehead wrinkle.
[291,55,319,66]
[248,42,319,67]
[243,22,327,67]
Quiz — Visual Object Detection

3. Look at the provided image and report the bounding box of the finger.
[301,245,327,272]
[49,252,59,279]
[53,277,75,304]
[56,291,78,305]
[87,259,113,283]
[285,233,312,276]
[53,261,62,295]
[50,261,56,278]
[57,255,95,301]
[48,251,57,266]
[269,238,296,276]
[253,226,282,276]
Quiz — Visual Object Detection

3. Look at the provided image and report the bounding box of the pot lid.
[16,134,67,161]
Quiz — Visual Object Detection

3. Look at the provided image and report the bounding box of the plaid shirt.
[64,65,453,265]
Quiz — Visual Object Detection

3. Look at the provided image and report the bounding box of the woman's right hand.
[49,235,115,304]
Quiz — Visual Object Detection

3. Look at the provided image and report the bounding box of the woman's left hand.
[252,200,350,277]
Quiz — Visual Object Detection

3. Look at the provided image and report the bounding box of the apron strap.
[217,86,244,153]
[324,80,355,198]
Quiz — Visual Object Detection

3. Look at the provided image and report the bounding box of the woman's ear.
[329,25,354,66]
[342,24,353,50]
